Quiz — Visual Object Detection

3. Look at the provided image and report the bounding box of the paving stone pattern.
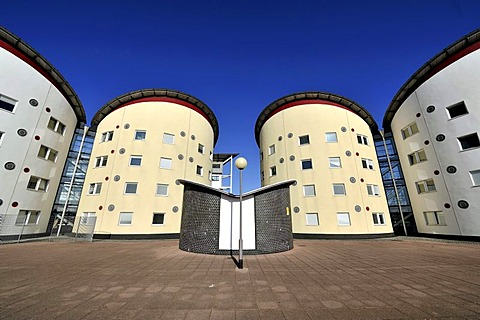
[0,238,479,319]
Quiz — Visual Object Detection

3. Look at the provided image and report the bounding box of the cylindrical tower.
[384,29,480,238]
[255,92,393,238]
[75,89,218,238]
[0,27,85,239]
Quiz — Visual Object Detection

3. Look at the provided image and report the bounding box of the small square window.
[299,135,310,146]
[329,157,341,168]
[119,212,133,225]
[15,210,40,226]
[101,131,114,142]
[408,149,427,165]
[156,183,169,196]
[270,166,277,176]
[325,132,338,143]
[0,94,17,113]
[268,144,276,155]
[88,183,102,195]
[163,133,175,144]
[424,211,446,226]
[458,133,480,151]
[301,159,313,170]
[447,101,468,119]
[260,152,264,161]
[361,158,374,170]
[95,156,108,168]
[337,212,351,226]
[152,213,165,225]
[80,212,96,225]
[357,134,369,145]
[372,212,386,225]
[196,165,203,176]
[198,143,205,154]
[125,182,138,194]
[27,176,49,191]
[367,184,380,196]
[306,213,319,226]
[333,183,346,196]
[469,170,480,187]
[416,179,436,194]
[47,117,66,135]
[38,145,58,162]
[401,122,419,139]
[135,130,146,140]
[160,157,172,169]
[129,155,142,166]
[303,184,316,196]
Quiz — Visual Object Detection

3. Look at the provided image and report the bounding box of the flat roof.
[254,91,378,146]
[0,27,86,126]
[383,28,480,131]
[91,89,219,145]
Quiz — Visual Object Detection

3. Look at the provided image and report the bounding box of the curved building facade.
[384,29,480,238]
[256,92,393,238]
[0,27,85,239]
[75,89,218,238]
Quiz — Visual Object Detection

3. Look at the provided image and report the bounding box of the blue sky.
[2,1,480,193]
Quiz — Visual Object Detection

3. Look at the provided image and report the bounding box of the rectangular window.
[299,135,310,146]
[163,133,175,144]
[416,178,436,194]
[303,184,316,196]
[124,182,138,194]
[129,155,142,166]
[357,134,369,145]
[260,152,263,161]
[38,145,58,162]
[447,101,468,119]
[95,155,108,168]
[81,212,96,225]
[198,143,205,154]
[337,212,351,226]
[152,213,165,225]
[27,176,49,191]
[361,158,374,170]
[469,169,480,187]
[401,122,419,139]
[196,165,203,176]
[156,183,169,196]
[101,131,114,142]
[212,175,220,181]
[325,132,338,143]
[134,130,146,140]
[119,212,133,225]
[0,131,4,146]
[306,213,319,226]
[332,183,346,196]
[458,133,480,151]
[301,159,313,170]
[372,212,386,225]
[47,117,66,135]
[0,94,17,113]
[408,149,427,165]
[424,211,446,226]
[270,166,277,176]
[366,184,380,196]
[15,210,40,226]
[88,183,102,195]
[329,157,341,168]
[160,157,172,169]
[268,144,276,155]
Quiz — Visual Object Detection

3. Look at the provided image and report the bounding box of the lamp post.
[235,157,247,269]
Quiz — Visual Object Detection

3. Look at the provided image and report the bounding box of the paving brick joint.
[0,238,479,319]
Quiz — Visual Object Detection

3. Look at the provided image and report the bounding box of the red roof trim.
[267,99,356,121]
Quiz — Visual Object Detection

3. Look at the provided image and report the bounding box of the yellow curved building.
[255,92,393,238]
[75,89,218,238]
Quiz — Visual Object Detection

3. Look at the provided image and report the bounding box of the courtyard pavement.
[0,238,479,319]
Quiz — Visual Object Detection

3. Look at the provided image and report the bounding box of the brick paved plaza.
[0,238,479,319]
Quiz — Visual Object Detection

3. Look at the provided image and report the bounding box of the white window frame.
[299,135,310,146]
[329,157,341,168]
[325,132,338,143]
[401,122,419,140]
[357,134,369,145]
[303,184,316,197]
[268,144,276,155]
[306,213,319,226]
[408,149,427,165]
[47,117,66,135]
[15,210,40,226]
[160,157,172,169]
[198,143,205,154]
[129,155,142,166]
[270,166,277,177]
[27,176,49,192]
[152,213,166,225]
[124,182,138,194]
[367,184,380,196]
[337,212,351,226]
[0,94,17,113]
[361,158,374,170]
[424,211,446,226]
[101,131,114,142]
[95,155,108,168]
[156,183,169,196]
[119,212,133,225]
[163,133,175,145]
[38,145,58,162]
[301,159,313,170]
[134,130,147,141]
[80,212,96,225]
[469,169,480,187]
[0,131,5,146]
[416,179,436,194]
[88,182,102,195]
[196,165,204,176]
[332,183,346,196]
[372,212,386,225]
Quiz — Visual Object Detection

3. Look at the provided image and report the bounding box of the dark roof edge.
[254,91,378,146]
[383,28,480,131]
[0,26,86,125]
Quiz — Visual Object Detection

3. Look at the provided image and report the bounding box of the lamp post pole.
[235,157,247,269]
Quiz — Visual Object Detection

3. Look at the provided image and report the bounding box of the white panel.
[219,195,256,250]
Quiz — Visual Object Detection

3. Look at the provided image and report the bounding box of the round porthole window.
[350,177,356,183]
[458,200,469,209]
[114,175,121,181]
[180,131,186,137]
[17,129,27,137]
[293,206,300,213]
[178,154,184,160]
[29,99,39,106]
[119,148,126,154]
[345,150,352,157]
[278,136,283,141]
[124,123,130,129]
[355,205,361,212]
[426,105,435,113]
[289,155,295,161]
[108,205,115,211]
[189,157,194,163]
[279,158,284,163]
[341,127,347,132]
[173,206,179,213]
[436,134,445,142]
[446,166,457,174]
[191,135,196,140]
[4,162,15,170]
[288,133,293,138]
